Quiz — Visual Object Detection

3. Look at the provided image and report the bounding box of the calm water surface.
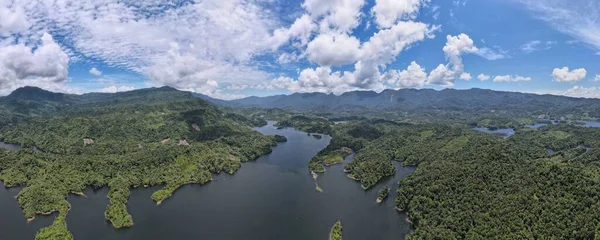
[473,127,515,138]
[526,123,548,129]
[1,121,414,240]
[577,121,600,128]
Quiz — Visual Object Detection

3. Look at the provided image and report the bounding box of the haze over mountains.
[226,88,598,111]
[3,86,600,119]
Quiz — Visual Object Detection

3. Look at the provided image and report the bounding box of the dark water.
[526,123,548,129]
[0,141,21,151]
[0,141,42,152]
[0,185,57,240]
[577,121,600,128]
[0,122,414,240]
[473,127,515,138]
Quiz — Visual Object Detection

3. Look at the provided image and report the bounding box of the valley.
[1,86,600,239]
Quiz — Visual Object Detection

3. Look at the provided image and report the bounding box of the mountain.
[5,86,77,103]
[0,86,203,126]
[228,88,600,115]
[191,92,239,108]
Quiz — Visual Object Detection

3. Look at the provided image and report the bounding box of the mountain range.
[3,86,600,119]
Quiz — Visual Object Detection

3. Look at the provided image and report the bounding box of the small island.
[329,220,342,240]
[376,185,390,203]
[274,135,288,142]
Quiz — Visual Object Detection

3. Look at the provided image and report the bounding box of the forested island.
[377,186,390,203]
[2,86,600,239]
[329,220,342,240]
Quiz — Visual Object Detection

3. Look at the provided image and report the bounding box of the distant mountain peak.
[7,86,70,102]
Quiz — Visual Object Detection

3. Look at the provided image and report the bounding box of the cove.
[473,127,515,138]
[0,122,414,240]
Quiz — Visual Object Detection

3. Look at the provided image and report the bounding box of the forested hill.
[0,85,279,239]
[0,86,198,126]
[228,88,600,117]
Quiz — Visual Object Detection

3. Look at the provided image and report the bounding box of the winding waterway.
[0,121,415,240]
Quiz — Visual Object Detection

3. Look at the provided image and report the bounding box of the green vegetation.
[0,87,280,239]
[309,148,352,172]
[329,220,342,240]
[376,185,390,203]
[4,86,600,239]
[276,115,333,134]
[306,118,600,238]
[274,135,288,142]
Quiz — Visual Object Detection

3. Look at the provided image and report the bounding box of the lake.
[0,121,414,240]
[577,121,600,128]
[0,141,42,152]
[473,127,515,138]
[526,123,548,129]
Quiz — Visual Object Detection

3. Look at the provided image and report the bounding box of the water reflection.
[0,121,415,240]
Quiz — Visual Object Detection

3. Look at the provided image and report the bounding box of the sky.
[0,0,599,99]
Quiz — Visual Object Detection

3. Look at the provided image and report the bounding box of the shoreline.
[155,176,214,206]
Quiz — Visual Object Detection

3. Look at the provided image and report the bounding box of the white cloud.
[306,32,361,66]
[477,73,490,81]
[552,67,587,82]
[476,47,509,60]
[428,33,478,86]
[520,40,556,53]
[99,85,136,93]
[148,43,270,91]
[287,67,357,95]
[563,86,600,98]
[383,61,427,88]
[270,14,316,49]
[356,21,435,88]
[595,74,600,81]
[303,0,365,33]
[0,0,30,36]
[493,75,532,82]
[6,0,285,94]
[371,0,427,29]
[460,72,472,80]
[519,0,600,52]
[0,33,70,94]
[89,67,102,76]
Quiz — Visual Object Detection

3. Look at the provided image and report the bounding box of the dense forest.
[3,86,600,239]
[305,117,600,239]
[0,87,280,239]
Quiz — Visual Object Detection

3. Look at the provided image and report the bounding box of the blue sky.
[0,0,599,99]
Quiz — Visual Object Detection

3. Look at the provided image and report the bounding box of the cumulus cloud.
[371,0,427,29]
[552,67,587,82]
[0,33,69,93]
[302,0,366,33]
[595,74,600,81]
[383,61,427,88]
[477,73,490,81]
[147,43,270,93]
[460,73,472,80]
[493,75,532,82]
[563,86,600,98]
[89,67,102,76]
[306,32,361,66]
[99,85,135,93]
[428,34,478,86]
[270,14,316,49]
[0,0,30,36]
[4,0,285,96]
